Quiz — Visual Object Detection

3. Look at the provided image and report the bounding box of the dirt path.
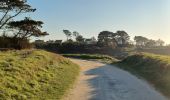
[63,59,168,100]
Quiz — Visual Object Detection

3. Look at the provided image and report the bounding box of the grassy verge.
[0,50,79,100]
[116,53,170,98]
[62,54,119,64]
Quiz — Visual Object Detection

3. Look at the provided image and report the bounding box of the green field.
[117,53,170,98]
[0,50,79,100]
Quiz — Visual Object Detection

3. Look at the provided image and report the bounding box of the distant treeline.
[34,30,168,56]
[61,29,166,48]
[35,42,130,59]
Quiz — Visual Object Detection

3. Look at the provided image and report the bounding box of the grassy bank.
[0,50,79,100]
[62,54,119,63]
[117,53,170,98]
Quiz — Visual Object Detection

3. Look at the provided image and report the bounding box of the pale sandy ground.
[63,59,168,100]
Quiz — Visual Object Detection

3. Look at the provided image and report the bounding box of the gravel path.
[63,59,168,100]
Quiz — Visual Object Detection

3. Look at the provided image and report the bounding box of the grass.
[0,50,79,100]
[116,52,170,98]
[62,54,119,64]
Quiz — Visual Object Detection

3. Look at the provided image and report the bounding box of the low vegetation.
[0,50,79,100]
[117,53,170,97]
[63,54,119,63]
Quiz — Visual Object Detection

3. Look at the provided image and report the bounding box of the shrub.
[0,36,32,50]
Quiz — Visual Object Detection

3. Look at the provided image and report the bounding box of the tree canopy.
[8,17,48,39]
[116,31,130,46]
[63,30,72,41]
[0,0,36,29]
[76,35,84,43]
[73,31,79,37]
[134,36,165,47]
[134,36,148,47]
[98,30,130,47]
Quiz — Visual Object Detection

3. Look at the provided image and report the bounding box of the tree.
[63,30,72,41]
[115,30,130,46]
[8,17,49,39]
[156,39,165,46]
[76,35,84,43]
[98,31,117,47]
[73,31,79,38]
[145,39,156,47]
[134,36,148,47]
[73,31,81,42]
[0,0,36,29]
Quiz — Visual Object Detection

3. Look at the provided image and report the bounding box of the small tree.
[0,0,36,29]
[73,31,79,38]
[76,35,84,43]
[156,39,165,46]
[63,30,72,41]
[73,31,86,43]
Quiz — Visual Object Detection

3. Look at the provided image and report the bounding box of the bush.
[0,36,32,50]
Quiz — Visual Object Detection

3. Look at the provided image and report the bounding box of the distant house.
[46,40,55,44]
[55,40,62,44]
[46,40,62,44]
[34,40,45,44]
[85,37,97,45]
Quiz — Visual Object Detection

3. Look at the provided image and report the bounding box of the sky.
[24,0,170,44]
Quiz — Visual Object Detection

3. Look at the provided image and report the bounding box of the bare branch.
[0,9,9,24]
[14,29,22,37]
[0,9,22,29]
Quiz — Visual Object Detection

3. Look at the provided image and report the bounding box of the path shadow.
[84,65,119,100]
[83,64,167,100]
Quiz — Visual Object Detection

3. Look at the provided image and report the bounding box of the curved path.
[64,59,168,100]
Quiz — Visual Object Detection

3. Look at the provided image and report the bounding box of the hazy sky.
[25,0,170,43]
